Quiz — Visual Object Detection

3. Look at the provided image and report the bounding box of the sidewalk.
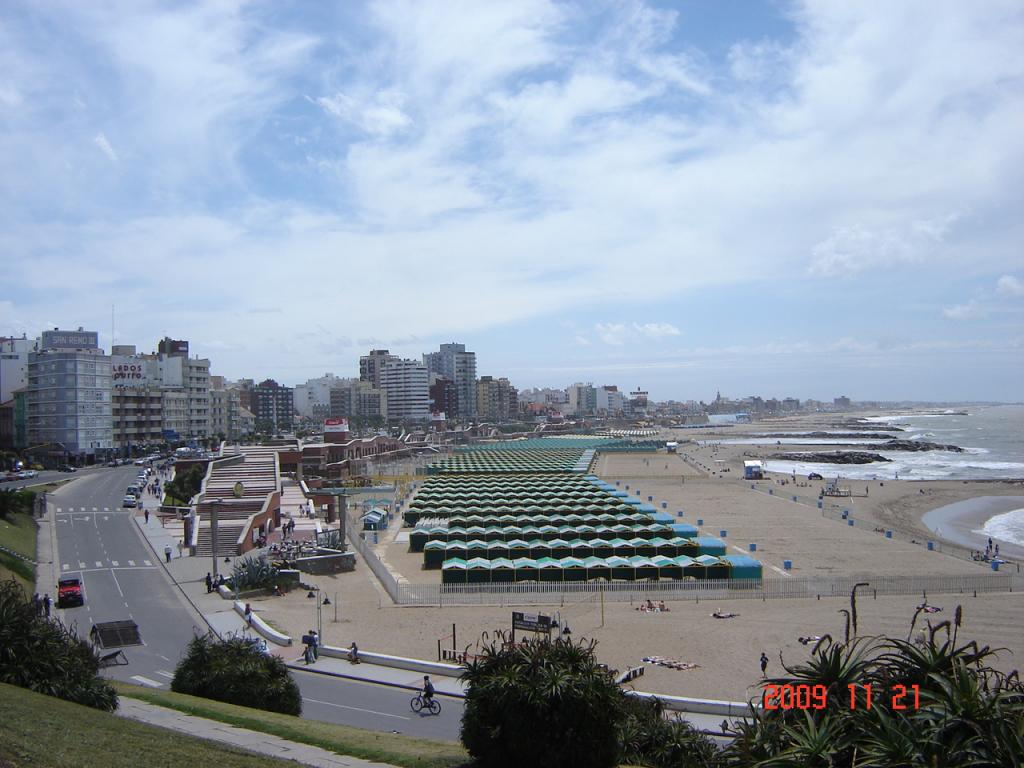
[291,655,468,697]
[116,697,400,768]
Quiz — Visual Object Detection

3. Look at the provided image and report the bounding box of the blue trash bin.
[697,519,704,527]
[720,530,727,538]
[783,560,792,571]
[927,541,934,551]
[749,543,757,552]
[848,519,855,526]
[885,530,892,539]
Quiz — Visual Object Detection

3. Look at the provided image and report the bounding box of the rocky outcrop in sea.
[770,451,891,464]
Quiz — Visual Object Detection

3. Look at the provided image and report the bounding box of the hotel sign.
[41,330,98,350]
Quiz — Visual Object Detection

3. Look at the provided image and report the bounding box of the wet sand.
[922,496,1024,560]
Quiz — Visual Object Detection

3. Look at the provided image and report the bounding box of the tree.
[462,635,646,768]
[172,633,301,715]
[0,488,35,521]
[0,579,117,711]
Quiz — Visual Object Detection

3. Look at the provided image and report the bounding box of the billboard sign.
[112,357,149,389]
[512,611,552,634]
[324,418,349,433]
[41,329,98,350]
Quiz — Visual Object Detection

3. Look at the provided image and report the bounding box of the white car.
[18,470,38,479]
[122,495,138,508]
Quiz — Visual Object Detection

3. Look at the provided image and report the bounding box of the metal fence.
[390,572,1017,607]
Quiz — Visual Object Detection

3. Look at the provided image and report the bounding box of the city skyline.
[2,2,1022,401]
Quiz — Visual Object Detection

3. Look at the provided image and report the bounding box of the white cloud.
[595,323,628,346]
[633,322,680,339]
[93,132,118,162]
[997,275,1024,297]
[573,335,591,347]
[316,89,412,136]
[942,301,982,320]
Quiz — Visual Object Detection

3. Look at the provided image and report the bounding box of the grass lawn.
[0,682,301,768]
[114,681,472,768]
[0,511,38,593]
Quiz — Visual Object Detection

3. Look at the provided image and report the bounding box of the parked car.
[122,495,138,508]
[57,465,77,473]
[134,458,146,466]
[57,577,84,608]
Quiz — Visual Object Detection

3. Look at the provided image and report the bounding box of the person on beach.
[760,652,768,677]
[205,572,212,593]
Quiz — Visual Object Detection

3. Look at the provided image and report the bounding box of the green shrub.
[228,554,278,591]
[722,606,1024,767]
[460,636,629,768]
[0,578,118,711]
[172,634,301,716]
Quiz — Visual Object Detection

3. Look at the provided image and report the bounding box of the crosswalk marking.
[128,560,136,566]
[92,507,98,512]
[62,563,69,571]
[143,559,152,566]
[56,507,62,513]
[95,561,103,568]
[111,561,119,567]
[79,507,86,512]
[104,507,110,512]
[103,516,109,521]
[130,675,163,688]
[79,562,86,568]
[155,670,174,679]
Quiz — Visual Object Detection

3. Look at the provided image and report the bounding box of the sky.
[1,0,1022,403]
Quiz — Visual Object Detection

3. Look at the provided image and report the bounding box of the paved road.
[48,468,463,741]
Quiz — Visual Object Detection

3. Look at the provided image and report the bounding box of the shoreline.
[921,496,1024,561]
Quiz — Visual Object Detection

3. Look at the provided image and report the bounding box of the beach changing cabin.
[743,460,765,480]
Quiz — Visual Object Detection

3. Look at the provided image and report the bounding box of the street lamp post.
[211,498,223,582]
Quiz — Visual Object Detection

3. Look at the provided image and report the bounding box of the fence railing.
[389,572,1017,607]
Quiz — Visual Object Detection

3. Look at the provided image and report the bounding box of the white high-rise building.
[381,358,429,423]
[1,334,32,403]
[26,328,113,460]
[423,343,477,421]
[295,373,342,419]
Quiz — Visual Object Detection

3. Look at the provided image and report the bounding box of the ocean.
[762,405,1024,482]
[761,405,1024,547]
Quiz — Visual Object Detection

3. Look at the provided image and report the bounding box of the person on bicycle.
[422,675,435,706]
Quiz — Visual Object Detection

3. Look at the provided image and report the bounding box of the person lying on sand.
[712,610,739,619]
[798,635,824,645]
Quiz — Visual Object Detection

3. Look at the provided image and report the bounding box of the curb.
[287,662,466,699]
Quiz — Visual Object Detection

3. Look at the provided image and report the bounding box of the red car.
[57,578,84,608]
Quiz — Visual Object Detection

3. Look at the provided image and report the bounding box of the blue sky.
[1,0,1022,402]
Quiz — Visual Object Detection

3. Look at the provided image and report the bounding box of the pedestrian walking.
[177,538,184,557]
[164,543,172,563]
[205,572,212,593]
[760,652,768,677]
[32,593,41,616]
[144,508,150,524]
[43,593,51,618]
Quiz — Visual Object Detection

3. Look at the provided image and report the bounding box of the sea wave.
[975,508,1024,548]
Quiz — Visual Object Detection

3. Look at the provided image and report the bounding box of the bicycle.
[410,693,441,715]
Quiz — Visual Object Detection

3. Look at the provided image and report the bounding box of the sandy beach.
[248,416,1024,702]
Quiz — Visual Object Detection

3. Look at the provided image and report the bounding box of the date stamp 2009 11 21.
[763,683,921,711]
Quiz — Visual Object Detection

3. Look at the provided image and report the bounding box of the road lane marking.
[103,516,109,521]
[62,563,69,570]
[130,675,163,688]
[303,698,410,720]
[110,570,125,598]
[56,507,62,513]
[155,670,174,679]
